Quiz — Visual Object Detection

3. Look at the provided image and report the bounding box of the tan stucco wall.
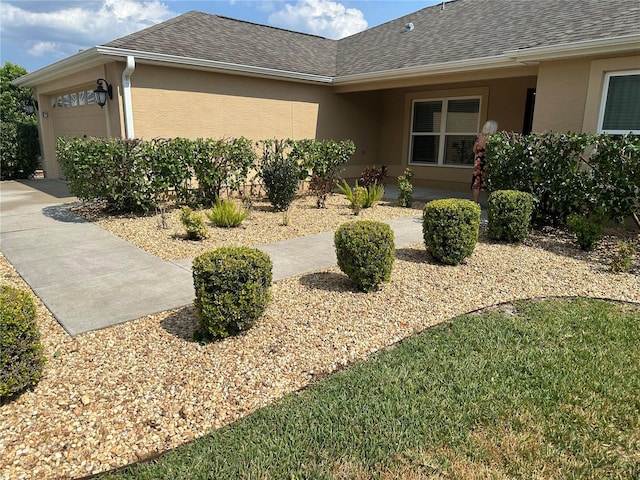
[532,58,591,133]
[373,76,537,191]
[129,65,381,168]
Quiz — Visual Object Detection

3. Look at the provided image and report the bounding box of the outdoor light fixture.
[94,78,113,108]
[24,99,38,115]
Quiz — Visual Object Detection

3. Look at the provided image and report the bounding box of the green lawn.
[101,298,640,479]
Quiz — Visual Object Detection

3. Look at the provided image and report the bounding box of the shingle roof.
[104,11,337,77]
[336,0,640,76]
[102,0,640,80]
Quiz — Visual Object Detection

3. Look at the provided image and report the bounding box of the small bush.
[423,199,480,265]
[192,247,272,339]
[205,198,248,228]
[567,214,604,251]
[487,190,535,243]
[180,206,208,240]
[334,221,395,292]
[358,165,387,187]
[397,168,414,208]
[259,141,300,212]
[610,241,637,273]
[1,285,46,400]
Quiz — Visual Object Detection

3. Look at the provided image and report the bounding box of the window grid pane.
[411,135,439,164]
[603,74,640,131]
[413,101,442,133]
[443,135,476,165]
[446,99,480,132]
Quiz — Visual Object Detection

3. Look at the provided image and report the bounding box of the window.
[410,97,480,166]
[87,90,95,105]
[598,71,640,134]
[78,91,86,106]
[70,93,77,107]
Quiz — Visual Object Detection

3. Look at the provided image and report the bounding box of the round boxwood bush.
[1,285,46,400]
[487,190,535,243]
[423,199,480,265]
[334,220,395,292]
[192,247,272,339]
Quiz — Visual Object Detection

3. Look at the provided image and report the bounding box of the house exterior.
[14,0,640,190]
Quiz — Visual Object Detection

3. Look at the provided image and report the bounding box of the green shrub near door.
[423,199,480,265]
[487,190,535,243]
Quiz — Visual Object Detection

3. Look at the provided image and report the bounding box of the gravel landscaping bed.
[1,194,638,480]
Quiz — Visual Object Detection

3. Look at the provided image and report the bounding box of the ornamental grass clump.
[337,180,384,214]
[423,199,480,265]
[487,190,535,243]
[192,247,272,339]
[1,285,46,401]
[334,220,395,292]
[205,198,248,228]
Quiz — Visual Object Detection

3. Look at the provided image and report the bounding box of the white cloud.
[268,0,367,39]
[1,0,174,58]
[26,41,59,57]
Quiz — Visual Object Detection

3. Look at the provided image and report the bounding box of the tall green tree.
[1,62,40,180]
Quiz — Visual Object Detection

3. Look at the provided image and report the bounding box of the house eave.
[504,34,640,63]
[332,55,521,86]
[12,46,334,88]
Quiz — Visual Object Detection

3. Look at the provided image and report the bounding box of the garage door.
[50,89,108,140]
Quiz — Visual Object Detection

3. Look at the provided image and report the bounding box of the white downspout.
[122,55,136,139]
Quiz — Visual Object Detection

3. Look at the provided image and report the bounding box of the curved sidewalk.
[0,180,472,336]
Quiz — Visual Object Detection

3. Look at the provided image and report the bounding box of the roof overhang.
[504,33,640,63]
[333,34,640,88]
[13,34,640,90]
[12,45,334,88]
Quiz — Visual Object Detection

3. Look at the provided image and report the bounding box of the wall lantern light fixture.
[24,99,38,115]
[94,78,113,108]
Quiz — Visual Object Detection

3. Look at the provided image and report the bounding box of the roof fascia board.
[112,47,334,84]
[504,34,640,63]
[333,55,519,86]
[13,45,333,88]
[11,47,106,87]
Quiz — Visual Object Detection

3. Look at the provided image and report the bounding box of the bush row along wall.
[56,137,355,213]
[486,132,639,226]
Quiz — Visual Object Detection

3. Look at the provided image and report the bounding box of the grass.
[100,298,640,479]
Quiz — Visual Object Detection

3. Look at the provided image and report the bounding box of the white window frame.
[597,70,640,135]
[409,96,481,167]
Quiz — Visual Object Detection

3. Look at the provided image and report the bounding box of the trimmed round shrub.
[1,285,46,400]
[423,199,480,265]
[260,156,301,212]
[192,247,272,339]
[334,220,395,292]
[487,190,535,243]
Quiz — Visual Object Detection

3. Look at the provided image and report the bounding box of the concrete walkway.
[0,180,477,336]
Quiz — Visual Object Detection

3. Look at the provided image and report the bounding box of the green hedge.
[334,221,395,292]
[487,190,535,243]
[56,137,356,213]
[423,199,480,265]
[1,285,46,400]
[192,247,272,339]
[486,132,640,226]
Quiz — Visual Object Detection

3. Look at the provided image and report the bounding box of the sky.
[1,0,442,73]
